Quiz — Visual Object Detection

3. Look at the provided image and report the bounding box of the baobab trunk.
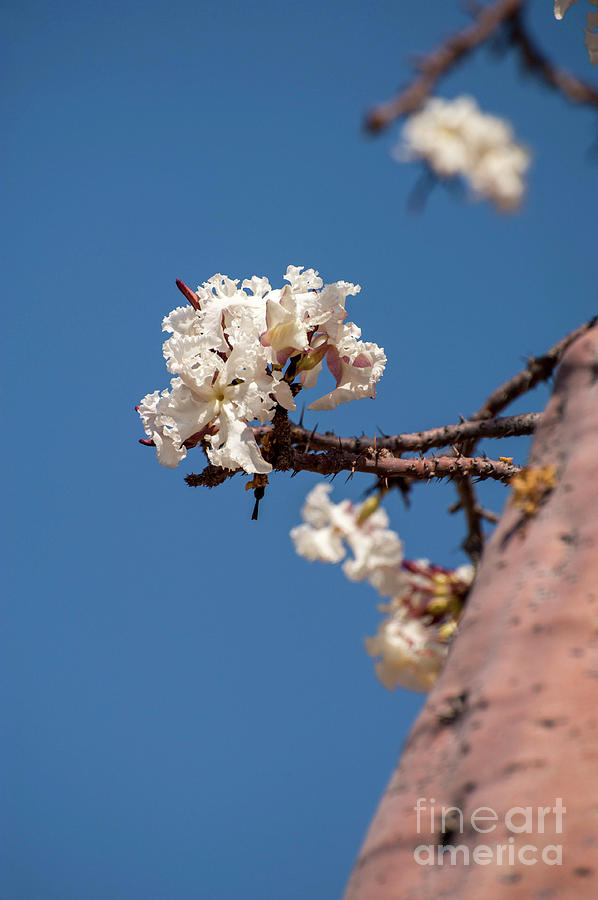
[345,325,598,899]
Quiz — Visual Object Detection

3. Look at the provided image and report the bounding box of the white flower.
[396,96,531,210]
[290,483,403,583]
[398,96,480,177]
[292,487,475,692]
[261,272,362,367]
[307,331,387,411]
[468,144,530,211]
[138,355,277,474]
[365,609,448,692]
[140,267,384,473]
[364,561,474,691]
[260,286,312,365]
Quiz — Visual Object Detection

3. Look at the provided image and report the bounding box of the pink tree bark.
[345,325,598,899]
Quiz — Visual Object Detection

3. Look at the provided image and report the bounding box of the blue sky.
[2,1,597,898]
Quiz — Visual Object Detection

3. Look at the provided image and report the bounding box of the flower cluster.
[395,96,531,211]
[291,484,474,692]
[291,484,404,581]
[366,560,474,692]
[138,267,385,474]
[555,0,598,65]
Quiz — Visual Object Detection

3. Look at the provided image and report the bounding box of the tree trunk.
[345,325,598,899]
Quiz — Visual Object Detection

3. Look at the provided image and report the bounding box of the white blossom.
[292,486,475,692]
[365,609,447,692]
[396,96,531,210]
[139,267,385,474]
[365,560,474,691]
[307,333,387,412]
[290,484,403,582]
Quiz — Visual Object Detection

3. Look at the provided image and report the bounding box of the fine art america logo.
[413,797,565,866]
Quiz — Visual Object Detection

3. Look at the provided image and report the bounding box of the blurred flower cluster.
[291,484,474,691]
[395,96,530,211]
[138,267,385,473]
[554,0,598,65]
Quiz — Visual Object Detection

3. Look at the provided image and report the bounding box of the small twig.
[365,0,524,132]
[407,165,438,212]
[452,316,596,561]
[447,500,498,523]
[185,465,235,488]
[477,506,500,524]
[454,477,485,562]
[365,0,598,134]
[471,316,598,423]
[507,9,598,110]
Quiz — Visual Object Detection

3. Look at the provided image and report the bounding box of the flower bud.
[357,494,382,524]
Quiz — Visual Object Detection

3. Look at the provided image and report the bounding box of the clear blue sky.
[2,1,596,898]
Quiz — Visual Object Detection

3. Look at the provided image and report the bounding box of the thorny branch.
[364,0,598,134]
[141,409,539,455]
[453,315,597,561]
[174,311,596,565]
[185,452,519,489]
[182,411,533,495]
[290,450,518,483]
[469,315,598,423]
[251,411,539,455]
[182,317,595,555]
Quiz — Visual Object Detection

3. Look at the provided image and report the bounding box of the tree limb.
[365,0,525,132]
[470,315,598,423]
[186,452,519,488]
[365,0,598,134]
[252,411,539,455]
[507,8,598,110]
[453,315,597,562]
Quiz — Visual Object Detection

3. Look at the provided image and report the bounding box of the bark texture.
[345,325,598,899]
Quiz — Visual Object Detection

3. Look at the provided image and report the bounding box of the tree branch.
[185,451,519,488]
[365,0,525,133]
[452,315,597,561]
[507,8,598,110]
[470,315,598,423]
[364,0,598,135]
[252,411,539,456]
